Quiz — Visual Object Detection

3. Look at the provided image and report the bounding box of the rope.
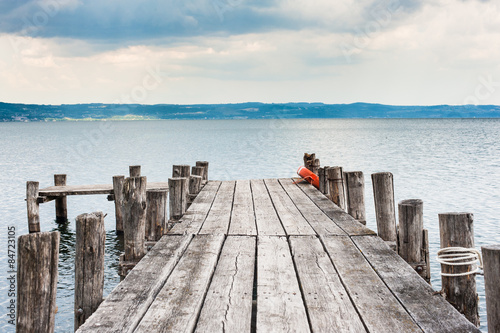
[436,247,483,277]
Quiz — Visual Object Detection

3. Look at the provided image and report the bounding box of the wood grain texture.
[145,190,167,241]
[482,244,500,333]
[228,180,257,236]
[26,181,40,233]
[76,235,192,333]
[134,234,225,333]
[327,166,347,211]
[399,199,424,263]
[199,181,235,235]
[129,165,141,177]
[251,179,286,236]
[289,236,366,333]
[168,177,189,221]
[112,176,125,234]
[38,182,169,196]
[344,171,366,225]
[195,236,256,332]
[264,178,315,236]
[279,178,346,236]
[352,235,481,333]
[172,165,191,178]
[123,176,147,261]
[371,172,397,245]
[54,174,68,222]
[196,161,209,182]
[321,235,422,333]
[256,236,310,333]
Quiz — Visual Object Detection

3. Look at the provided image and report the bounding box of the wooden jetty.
[75,178,480,333]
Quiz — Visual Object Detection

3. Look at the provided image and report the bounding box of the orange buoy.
[297,166,320,189]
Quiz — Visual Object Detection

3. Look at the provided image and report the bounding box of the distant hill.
[1,102,499,121]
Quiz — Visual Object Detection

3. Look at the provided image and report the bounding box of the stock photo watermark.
[212,0,244,22]
[6,226,17,326]
[463,75,500,106]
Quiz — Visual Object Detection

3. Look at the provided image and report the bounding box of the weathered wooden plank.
[279,178,346,236]
[352,235,481,333]
[251,179,286,236]
[264,179,315,235]
[295,179,376,236]
[39,182,170,197]
[76,235,192,333]
[195,236,256,332]
[134,234,225,333]
[228,180,257,236]
[321,235,422,333]
[289,236,366,333]
[257,236,310,332]
[199,181,235,235]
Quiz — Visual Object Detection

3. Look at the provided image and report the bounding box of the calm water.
[0,119,499,332]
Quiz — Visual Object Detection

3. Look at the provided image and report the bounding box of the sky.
[0,0,499,106]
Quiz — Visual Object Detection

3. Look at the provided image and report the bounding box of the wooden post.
[172,164,191,178]
[129,165,141,177]
[54,174,68,223]
[75,212,105,331]
[327,166,346,211]
[303,153,316,172]
[113,175,125,235]
[169,177,188,221]
[318,167,326,194]
[312,158,320,174]
[189,175,202,197]
[439,213,479,326]
[123,177,147,261]
[17,231,59,333]
[345,171,366,225]
[398,199,430,282]
[482,244,500,333]
[192,166,205,180]
[146,190,167,241]
[196,161,209,182]
[26,181,40,233]
[371,172,397,250]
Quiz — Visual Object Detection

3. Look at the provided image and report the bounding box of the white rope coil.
[436,247,483,277]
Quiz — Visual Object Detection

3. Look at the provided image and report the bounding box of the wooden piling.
[318,167,326,194]
[26,181,40,233]
[303,153,316,172]
[146,190,167,241]
[113,175,125,234]
[344,171,366,225]
[17,231,59,333]
[196,161,209,182]
[173,165,191,178]
[439,213,479,326]
[482,244,500,333]
[54,174,68,223]
[75,212,105,331]
[189,175,203,197]
[169,177,188,221]
[371,172,397,250]
[123,176,147,262]
[129,165,141,177]
[398,199,430,282]
[192,166,205,178]
[327,166,346,211]
[312,158,320,174]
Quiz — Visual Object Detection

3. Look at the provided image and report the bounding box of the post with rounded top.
[327,166,346,211]
[196,161,209,183]
[26,181,40,233]
[439,212,479,326]
[482,244,500,333]
[54,174,68,223]
[345,171,366,225]
[371,172,397,251]
[129,165,141,177]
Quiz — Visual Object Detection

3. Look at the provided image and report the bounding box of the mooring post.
[75,212,105,331]
[112,175,125,235]
[26,181,40,233]
[439,213,480,326]
[188,175,203,206]
[129,165,141,177]
[327,166,346,211]
[303,153,316,172]
[371,172,397,251]
[345,171,366,225]
[169,177,188,222]
[196,161,209,183]
[17,231,59,333]
[398,199,430,283]
[318,167,326,194]
[191,165,204,179]
[54,174,68,223]
[312,158,320,174]
[172,164,191,178]
[146,190,167,241]
[482,244,500,333]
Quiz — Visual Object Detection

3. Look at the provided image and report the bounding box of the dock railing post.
[168,177,188,223]
[129,165,141,177]
[327,166,346,211]
[173,165,191,178]
[195,161,209,183]
[75,212,105,331]
[112,175,125,234]
[26,181,40,233]
[54,174,68,223]
[398,199,430,283]
[17,231,59,333]
[482,244,500,333]
[371,172,397,251]
[439,213,480,326]
[146,190,167,242]
[345,171,366,225]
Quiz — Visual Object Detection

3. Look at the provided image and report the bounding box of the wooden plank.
[228,180,257,236]
[251,179,286,236]
[195,236,256,332]
[76,235,192,333]
[289,236,366,333]
[278,178,346,236]
[295,179,376,236]
[321,235,422,333]
[256,236,310,333]
[39,182,170,197]
[168,181,221,235]
[264,179,316,236]
[352,235,482,333]
[134,234,225,333]
[199,181,235,235]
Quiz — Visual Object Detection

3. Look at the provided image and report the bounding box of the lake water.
[0,118,499,332]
